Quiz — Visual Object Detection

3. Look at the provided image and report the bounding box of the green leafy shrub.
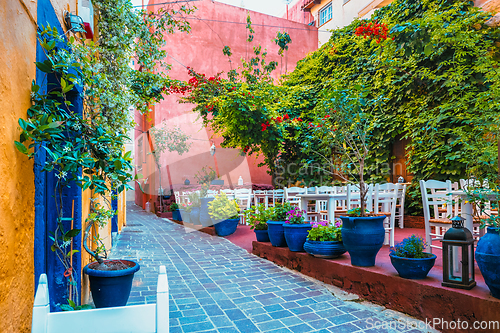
[307,219,342,242]
[245,204,269,230]
[390,235,428,258]
[267,203,294,221]
[208,193,240,221]
[169,203,179,212]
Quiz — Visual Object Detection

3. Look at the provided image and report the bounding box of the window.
[319,3,332,26]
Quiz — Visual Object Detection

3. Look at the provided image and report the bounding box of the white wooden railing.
[32,266,169,333]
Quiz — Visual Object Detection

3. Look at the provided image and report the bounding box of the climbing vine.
[16,0,193,308]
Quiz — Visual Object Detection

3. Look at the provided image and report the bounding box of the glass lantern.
[441,216,476,290]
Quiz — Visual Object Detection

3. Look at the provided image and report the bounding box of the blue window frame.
[319,3,332,26]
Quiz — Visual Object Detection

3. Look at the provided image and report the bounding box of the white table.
[296,193,354,221]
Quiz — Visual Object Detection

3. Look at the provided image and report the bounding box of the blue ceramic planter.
[283,223,312,252]
[214,218,239,236]
[83,260,140,308]
[181,210,191,224]
[475,227,500,299]
[390,253,436,279]
[190,207,200,225]
[255,229,270,242]
[267,221,287,247]
[304,240,346,258]
[340,215,386,267]
[200,198,214,227]
[172,209,182,221]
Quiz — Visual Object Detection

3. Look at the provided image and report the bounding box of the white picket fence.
[32,266,169,333]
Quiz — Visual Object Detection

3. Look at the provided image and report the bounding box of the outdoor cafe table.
[450,190,499,232]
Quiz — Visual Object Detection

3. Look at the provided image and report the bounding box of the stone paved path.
[110,204,433,333]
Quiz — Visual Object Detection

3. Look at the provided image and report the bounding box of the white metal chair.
[32,266,169,333]
[373,183,401,247]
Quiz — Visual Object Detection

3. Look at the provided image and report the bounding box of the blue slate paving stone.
[110,205,429,333]
[233,318,260,332]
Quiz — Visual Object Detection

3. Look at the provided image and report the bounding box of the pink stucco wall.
[283,0,315,25]
[137,0,318,202]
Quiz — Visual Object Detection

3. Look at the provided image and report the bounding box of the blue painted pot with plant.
[267,203,293,247]
[305,219,346,258]
[188,192,201,225]
[475,213,500,299]
[389,235,436,279]
[209,192,240,237]
[170,203,182,221]
[283,206,311,252]
[246,203,270,242]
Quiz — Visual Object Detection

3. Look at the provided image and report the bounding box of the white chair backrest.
[460,178,489,191]
[206,190,218,198]
[272,189,284,204]
[284,187,307,205]
[373,183,400,215]
[307,187,318,194]
[420,179,454,220]
[174,191,181,204]
[220,189,235,199]
[235,189,252,210]
[317,186,335,194]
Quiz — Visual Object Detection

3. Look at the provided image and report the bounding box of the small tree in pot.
[305,87,386,266]
[208,192,240,236]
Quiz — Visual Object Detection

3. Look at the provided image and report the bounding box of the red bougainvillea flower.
[355,21,390,43]
[284,114,290,120]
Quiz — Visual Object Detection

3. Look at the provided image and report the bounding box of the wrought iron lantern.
[441,215,476,290]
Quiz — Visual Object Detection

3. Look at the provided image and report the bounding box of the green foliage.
[16,0,194,305]
[308,220,342,242]
[208,193,240,220]
[390,234,427,258]
[188,191,201,208]
[279,0,500,213]
[60,299,94,311]
[180,202,193,213]
[267,202,294,221]
[169,203,179,212]
[177,15,284,175]
[274,31,292,56]
[245,204,269,230]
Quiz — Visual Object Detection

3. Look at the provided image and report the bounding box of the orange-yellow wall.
[0,1,37,332]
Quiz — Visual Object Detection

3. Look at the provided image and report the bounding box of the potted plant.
[169,203,182,221]
[188,192,201,225]
[283,206,312,252]
[267,203,293,247]
[389,235,436,279]
[195,166,218,226]
[180,202,193,224]
[308,87,386,266]
[465,183,500,299]
[245,204,270,242]
[304,219,346,258]
[208,192,240,236]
